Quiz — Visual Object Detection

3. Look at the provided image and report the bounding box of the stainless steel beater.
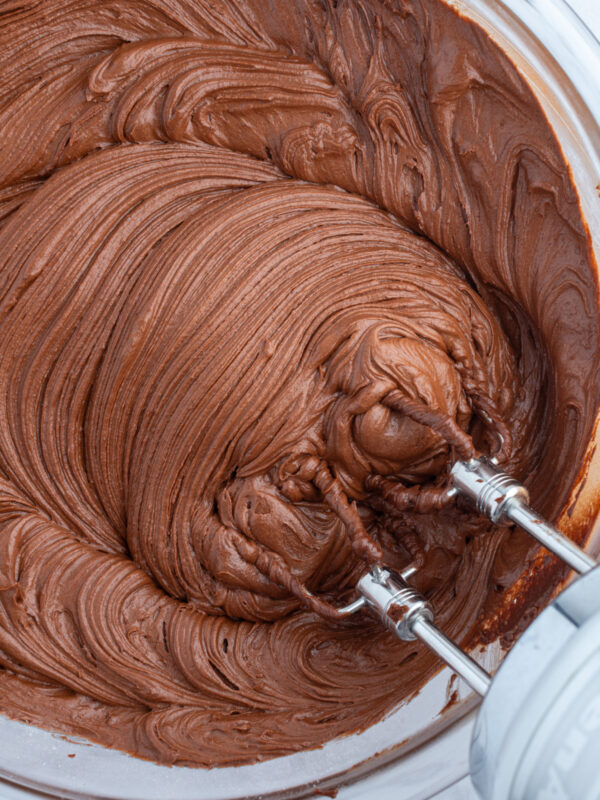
[341,456,600,800]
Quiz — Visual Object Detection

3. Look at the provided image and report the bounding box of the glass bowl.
[0,1,598,798]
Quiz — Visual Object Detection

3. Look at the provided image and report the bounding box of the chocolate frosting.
[0,0,598,768]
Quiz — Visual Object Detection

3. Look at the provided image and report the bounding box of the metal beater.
[340,456,600,799]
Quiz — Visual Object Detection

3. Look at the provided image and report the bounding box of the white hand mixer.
[338,456,599,800]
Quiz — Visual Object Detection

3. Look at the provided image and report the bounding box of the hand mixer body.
[449,458,600,798]
[470,564,600,800]
[349,457,600,799]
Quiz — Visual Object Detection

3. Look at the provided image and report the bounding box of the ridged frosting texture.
[0,0,597,767]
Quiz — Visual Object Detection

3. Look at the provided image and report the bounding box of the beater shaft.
[450,458,596,575]
[339,457,597,699]
[411,616,491,696]
[507,500,595,574]
[352,568,492,695]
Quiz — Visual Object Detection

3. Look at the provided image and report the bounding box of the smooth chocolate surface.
[0,0,598,768]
